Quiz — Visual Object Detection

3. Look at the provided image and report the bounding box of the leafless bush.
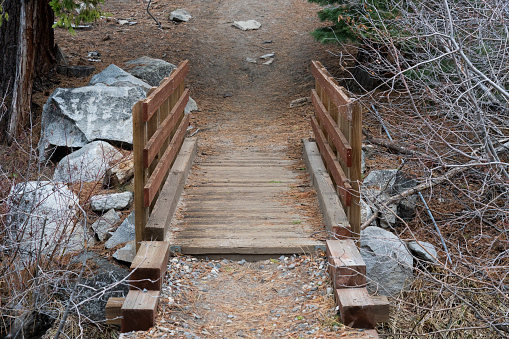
[327,0,509,337]
[0,123,129,338]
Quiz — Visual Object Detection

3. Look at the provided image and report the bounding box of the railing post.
[133,101,147,252]
[350,101,362,243]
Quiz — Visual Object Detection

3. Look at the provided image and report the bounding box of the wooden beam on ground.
[105,297,125,325]
[146,137,197,240]
[371,295,390,323]
[121,290,160,333]
[302,139,350,237]
[326,239,366,288]
[130,241,171,291]
[334,287,376,329]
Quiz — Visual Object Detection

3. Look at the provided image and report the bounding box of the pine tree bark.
[0,0,55,143]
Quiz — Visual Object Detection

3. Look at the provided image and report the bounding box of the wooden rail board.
[170,150,324,255]
[311,116,352,206]
[311,89,352,167]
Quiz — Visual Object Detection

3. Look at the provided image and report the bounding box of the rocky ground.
[121,253,375,339]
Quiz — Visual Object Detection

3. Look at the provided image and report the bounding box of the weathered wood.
[144,114,189,207]
[121,290,160,333]
[142,60,189,121]
[371,295,390,323]
[133,101,147,252]
[130,241,170,291]
[103,153,134,188]
[310,116,352,206]
[311,89,352,167]
[334,287,375,329]
[143,89,189,167]
[311,60,350,109]
[302,139,350,236]
[146,138,197,240]
[105,297,125,325]
[349,102,362,241]
[327,239,366,288]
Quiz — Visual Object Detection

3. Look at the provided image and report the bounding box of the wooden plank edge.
[144,114,190,207]
[311,89,352,167]
[105,297,125,325]
[146,138,197,240]
[326,239,366,288]
[121,290,160,333]
[302,140,350,236]
[310,116,352,206]
[143,89,189,167]
[130,241,171,291]
[311,60,351,108]
[143,60,189,121]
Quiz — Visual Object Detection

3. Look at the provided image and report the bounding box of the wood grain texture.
[144,114,190,207]
[334,287,375,329]
[311,116,352,206]
[327,239,366,288]
[121,290,160,332]
[130,241,171,291]
[143,88,189,168]
[142,60,189,121]
[171,150,324,255]
[311,60,350,109]
[311,89,352,167]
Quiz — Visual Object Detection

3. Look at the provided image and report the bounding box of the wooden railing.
[311,60,362,239]
[133,60,190,251]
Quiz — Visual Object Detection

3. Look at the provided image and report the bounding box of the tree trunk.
[0,0,55,143]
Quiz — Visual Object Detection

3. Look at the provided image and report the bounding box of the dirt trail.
[53,0,374,337]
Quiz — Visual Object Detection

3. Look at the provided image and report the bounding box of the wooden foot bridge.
[106,60,389,337]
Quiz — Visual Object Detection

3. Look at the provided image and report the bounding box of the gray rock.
[89,64,151,92]
[391,172,418,220]
[91,209,121,241]
[360,199,373,225]
[363,169,398,190]
[232,20,261,31]
[74,252,129,321]
[7,181,84,258]
[90,191,133,212]
[185,97,199,114]
[53,141,123,183]
[246,57,257,64]
[360,226,413,296]
[105,211,135,249]
[361,150,366,174]
[126,56,177,87]
[169,9,192,22]
[407,241,437,264]
[260,53,275,59]
[363,188,398,228]
[113,241,136,263]
[38,86,146,159]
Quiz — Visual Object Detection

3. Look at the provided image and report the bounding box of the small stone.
[238,259,246,265]
[227,315,235,319]
[169,9,192,22]
[246,57,257,64]
[262,58,274,65]
[232,20,261,31]
[260,53,275,59]
[288,264,296,270]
